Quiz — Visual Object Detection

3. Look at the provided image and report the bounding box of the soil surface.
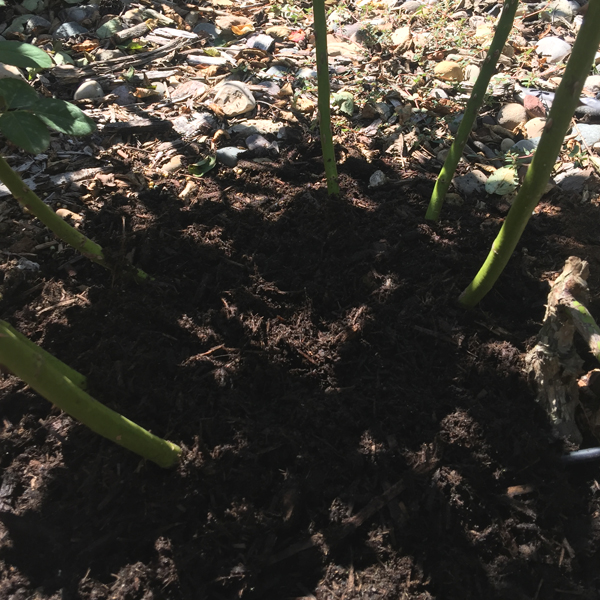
[2,136,600,600]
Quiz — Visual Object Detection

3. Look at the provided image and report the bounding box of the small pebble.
[369,170,388,188]
[525,117,546,139]
[54,22,88,39]
[500,138,515,152]
[496,103,527,130]
[535,36,571,64]
[453,170,487,196]
[216,147,247,167]
[74,80,104,100]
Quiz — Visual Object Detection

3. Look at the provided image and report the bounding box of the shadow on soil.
[1,156,599,599]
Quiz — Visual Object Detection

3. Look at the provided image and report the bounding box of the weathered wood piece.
[102,119,173,136]
[112,21,152,45]
[525,256,600,444]
[52,38,189,85]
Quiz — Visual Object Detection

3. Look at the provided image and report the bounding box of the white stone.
[496,103,527,130]
[0,63,25,80]
[213,81,256,117]
[391,26,411,52]
[434,60,463,82]
[524,117,546,139]
[73,80,104,100]
[583,75,600,96]
[535,36,571,64]
[229,119,286,137]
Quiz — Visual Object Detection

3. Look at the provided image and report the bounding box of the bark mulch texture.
[1,0,600,597]
[2,151,600,599]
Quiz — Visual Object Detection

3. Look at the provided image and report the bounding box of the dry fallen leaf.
[231,23,255,36]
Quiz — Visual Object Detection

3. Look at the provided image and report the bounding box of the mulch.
[2,132,600,599]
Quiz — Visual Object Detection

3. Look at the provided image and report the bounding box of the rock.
[326,35,364,60]
[60,5,97,22]
[184,11,200,27]
[583,75,600,96]
[436,148,450,162]
[94,48,125,61]
[555,167,592,192]
[391,26,411,52]
[512,138,540,154]
[213,81,256,117]
[14,257,40,271]
[369,170,388,188]
[429,88,448,99]
[54,22,89,39]
[496,103,527,130]
[452,170,487,196]
[576,97,600,119]
[449,114,464,134]
[296,67,318,79]
[24,16,51,34]
[193,22,220,38]
[161,155,185,174]
[500,138,515,152]
[264,65,289,79]
[215,15,252,33]
[464,64,480,84]
[400,0,425,13]
[472,141,496,159]
[265,25,290,40]
[446,193,464,206]
[523,94,546,118]
[56,208,83,221]
[74,80,104,100]
[250,81,280,97]
[535,36,571,64]
[171,80,208,101]
[112,84,135,105]
[246,134,276,156]
[0,64,25,80]
[525,117,546,138]
[574,124,600,146]
[171,113,217,137]
[216,147,247,167]
[434,61,463,82]
[542,0,575,21]
[475,23,493,39]
[246,34,275,52]
[229,119,287,137]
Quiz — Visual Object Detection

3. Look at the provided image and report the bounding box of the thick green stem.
[0,320,181,468]
[1,320,87,390]
[313,0,340,197]
[426,0,519,221]
[459,0,600,308]
[0,155,148,281]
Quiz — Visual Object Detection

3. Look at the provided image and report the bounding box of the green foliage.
[0,42,95,153]
[0,111,49,154]
[331,91,354,117]
[31,98,95,136]
[189,155,217,176]
[0,78,38,109]
[0,40,52,69]
[485,166,518,196]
